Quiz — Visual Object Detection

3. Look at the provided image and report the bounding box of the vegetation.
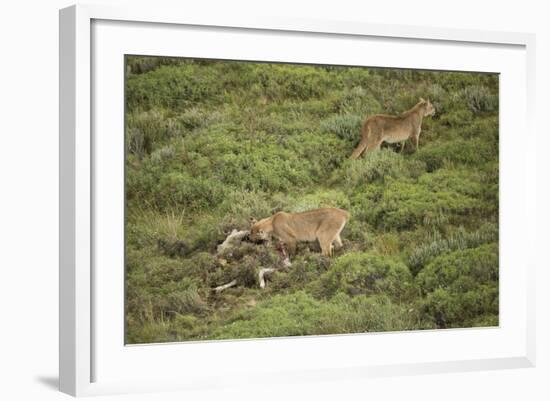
[125,56,499,344]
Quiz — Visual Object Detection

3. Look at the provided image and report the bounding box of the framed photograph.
[59,4,536,396]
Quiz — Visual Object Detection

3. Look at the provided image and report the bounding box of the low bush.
[320,114,363,142]
[125,63,224,110]
[415,243,499,328]
[210,291,433,339]
[408,222,498,275]
[337,149,427,187]
[289,190,350,213]
[413,138,496,171]
[460,85,498,114]
[253,64,336,100]
[311,252,414,300]
[333,86,382,115]
[357,175,482,231]
[126,110,184,158]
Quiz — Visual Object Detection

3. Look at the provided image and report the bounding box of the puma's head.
[419,98,436,117]
[249,217,273,242]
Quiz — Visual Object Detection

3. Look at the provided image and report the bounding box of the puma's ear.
[419,97,426,102]
[250,217,257,225]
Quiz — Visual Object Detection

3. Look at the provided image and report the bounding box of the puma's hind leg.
[365,137,383,154]
[334,234,343,249]
[351,124,373,159]
[350,139,368,159]
[318,234,334,257]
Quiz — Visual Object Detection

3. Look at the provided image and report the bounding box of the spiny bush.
[125,64,224,110]
[155,172,226,211]
[333,86,382,115]
[217,190,279,231]
[126,56,184,75]
[415,243,499,328]
[413,138,496,171]
[126,110,184,158]
[416,243,498,293]
[150,145,176,165]
[252,64,336,100]
[438,108,475,128]
[290,190,350,213]
[311,252,414,300]
[284,131,349,178]
[176,107,221,130]
[212,144,313,192]
[125,252,211,323]
[320,114,363,142]
[337,149,427,187]
[357,177,481,230]
[458,116,499,142]
[408,222,499,275]
[460,85,498,114]
[270,252,332,291]
[210,291,433,339]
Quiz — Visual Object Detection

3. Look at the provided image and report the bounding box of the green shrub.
[150,145,176,165]
[438,109,474,128]
[126,56,183,75]
[212,144,312,192]
[125,64,224,110]
[414,138,496,171]
[333,86,382,115]
[290,190,350,213]
[211,291,433,339]
[415,243,498,328]
[284,131,349,178]
[338,149,427,187]
[253,64,335,100]
[320,114,363,142]
[156,172,226,210]
[217,190,277,230]
[126,110,184,158]
[416,243,498,292]
[312,252,413,300]
[460,85,498,114]
[357,174,483,230]
[408,222,498,275]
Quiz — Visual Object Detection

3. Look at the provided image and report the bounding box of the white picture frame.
[59,3,536,397]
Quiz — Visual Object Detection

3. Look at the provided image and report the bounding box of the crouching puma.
[250,208,350,257]
[350,98,435,159]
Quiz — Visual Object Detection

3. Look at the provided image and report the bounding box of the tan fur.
[350,98,435,159]
[250,208,350,257]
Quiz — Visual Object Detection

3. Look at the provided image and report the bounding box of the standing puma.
[249,208,350,257]
[350,98,435,159]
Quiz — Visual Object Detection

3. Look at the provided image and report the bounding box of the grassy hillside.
[124,56,499,344]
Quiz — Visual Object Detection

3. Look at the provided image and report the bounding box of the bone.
[213,279,238,293]
[217,229,250,254]
[258,268,276,289]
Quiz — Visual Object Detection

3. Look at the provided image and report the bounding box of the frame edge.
[61,3,537,395]
[59,4,92,396]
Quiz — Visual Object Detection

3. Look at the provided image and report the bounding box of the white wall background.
[0,1,547,400]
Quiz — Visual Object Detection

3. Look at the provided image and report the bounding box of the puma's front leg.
[285,239,297,256]
[413,127,422,151]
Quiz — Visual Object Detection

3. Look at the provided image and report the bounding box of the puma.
[250,208,350,257]
[350,98,435,159]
